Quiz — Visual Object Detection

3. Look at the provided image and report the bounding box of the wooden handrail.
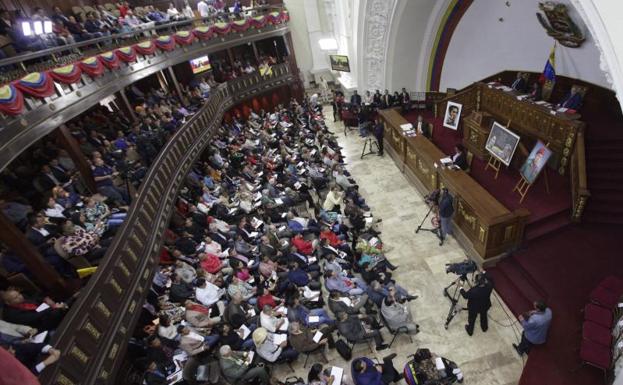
[37,63,295,385]
[571,127,590,221]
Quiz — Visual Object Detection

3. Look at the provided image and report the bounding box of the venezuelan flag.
[541,44,556,83]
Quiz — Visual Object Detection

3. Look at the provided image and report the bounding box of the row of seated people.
[0,0,269,59]
[125,98,420,384]
[0,79,223,376]
[331,88,413,127]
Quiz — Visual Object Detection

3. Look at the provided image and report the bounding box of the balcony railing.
[38,62,294,385]
[0,15,289,173]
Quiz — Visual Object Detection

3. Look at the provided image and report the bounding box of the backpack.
[335,338,352,360]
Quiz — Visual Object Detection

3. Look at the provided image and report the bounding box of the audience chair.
[582,320,612,347]
[379,312,414,348]
[577,339,611,384]
[589,286,620,309]
[599,276,623,297]
[584,303,614,329]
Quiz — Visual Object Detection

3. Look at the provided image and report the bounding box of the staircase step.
[525,211,570,242]
[487,266,533,317]
[584,201,623,215]
[584,214,623,225]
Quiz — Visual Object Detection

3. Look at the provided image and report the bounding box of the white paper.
[249,231,259,238]
[245,351,255,364]
[312,330,323,343]
[247,308,257,317]
[339,297,352,307]
[435,357,446,370]
[400,123,413,131]
[278,318,289,332]
[330,366,344,385]
[31,331,48,344]
[308,256,318,264]
[308,315,320,323]
[440,157,453,165]
[272,333,287,345]
[35,303,50,312]
[275,198,283,205]
[239,324,252,339]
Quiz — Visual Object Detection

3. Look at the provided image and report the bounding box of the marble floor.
[274,107,524,385]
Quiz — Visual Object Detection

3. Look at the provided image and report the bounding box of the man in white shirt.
[259,305,286,333]
[195,278,224,307]
[197,0,210,18]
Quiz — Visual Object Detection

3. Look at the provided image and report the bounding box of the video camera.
[445,259,477,277]
[424,189,440,207]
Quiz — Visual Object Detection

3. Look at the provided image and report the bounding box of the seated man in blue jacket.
[352,353,401,385]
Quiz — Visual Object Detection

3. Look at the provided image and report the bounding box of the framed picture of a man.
[485,122,520,166]
[443,101,462,130]
[520,141,553,184]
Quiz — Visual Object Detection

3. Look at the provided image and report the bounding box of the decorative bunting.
[231,19,250,32]
[155,35,176,51]
[0,84,24,116]
[78,56,105,77]
[213,22,232,35]
[0,10,291,117]
[115,46,137,62]
[173,31,195,45]
[134,40,156,55]
[249,16,267,28]
[14,72,55,98]
[99,51,120,70]
[193,26,214,40]
[49,64,83,84]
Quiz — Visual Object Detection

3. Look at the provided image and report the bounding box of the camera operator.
[374,117,384,156]
[459,270,493,336]
[438,188,454,240]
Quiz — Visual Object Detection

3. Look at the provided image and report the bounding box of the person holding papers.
[219,345,269,384]
[194,278,225,308]
[451,144,468,171]
[289,321,332,353]
[217,323,255,351]
[328,291,373,316]
[1,341,61,375]
[252,327,299,363]
[324,270,368,296]
[260,305,287,333]
[336,312,388,351]
[178,325,219,356]
[352,354,402,385]
[286,297,335,327]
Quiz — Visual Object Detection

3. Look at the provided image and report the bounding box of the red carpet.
[495,224,623,385]
[402,109,623,385]
[403,111,572,237]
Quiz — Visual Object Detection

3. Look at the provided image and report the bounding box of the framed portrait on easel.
[485,121,520,166]
[443,101,462,130]
[520,141,553,184]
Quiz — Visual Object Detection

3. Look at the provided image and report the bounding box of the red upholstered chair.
[578,339,612,383]
[582,320,612,347]
[600,276,623,296]
[590,286,620,309]
[584,303,614,329]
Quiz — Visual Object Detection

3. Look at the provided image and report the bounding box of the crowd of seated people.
[0,1,274,60]
[123,96,420,384]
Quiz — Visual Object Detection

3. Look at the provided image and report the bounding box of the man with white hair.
[218,345,269,384]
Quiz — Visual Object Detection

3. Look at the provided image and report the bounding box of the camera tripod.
[442,275,472,329]
[360,136,379,159]
[415,204,444,246]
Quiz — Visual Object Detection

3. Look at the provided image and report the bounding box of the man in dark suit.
[336,311,388,350]
[381,89,393,109]
[438,188,454,240]
[511,72,528,93]
[25,213,58,251]
[451,144,468,170]
[0,288,67,331]
[459,271,494,335]
[350,90,362,108]
[415,115,431,139]
[372,89,382,108]
[559,86,583,110]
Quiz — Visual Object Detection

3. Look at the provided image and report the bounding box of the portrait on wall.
[520,141,553,184]
[443,101,462,130]
[485,121,520,166]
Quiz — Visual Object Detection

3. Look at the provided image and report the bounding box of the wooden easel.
[513,142,551,203]
[485,156,502,179]
[485,119,512,180]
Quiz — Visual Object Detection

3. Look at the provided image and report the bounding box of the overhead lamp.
[33,20,43,35]
[43,20,53,34]
[22,21,32,36]
[318,38,338,51]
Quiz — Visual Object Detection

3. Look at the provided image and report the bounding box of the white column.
[304,0,331,75]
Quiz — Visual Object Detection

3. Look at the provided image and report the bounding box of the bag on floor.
[335,338,352,360]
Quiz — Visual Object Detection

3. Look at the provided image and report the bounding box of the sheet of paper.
[308,315,320,323]
[247,308,256,317]
[246,351,255,364]
[36,303,50,312]
[272,333,287,345]
[275,198,283,205]
[278,318,289,331]
[435,357,446,370]
[249,231,259,238]
[312,330,323,343]
[31,331,48,344]
[330,366,344,385]
[307,256,317,264]
[239,324,251,339]
[440,157,453,164]
[339,297,352,307]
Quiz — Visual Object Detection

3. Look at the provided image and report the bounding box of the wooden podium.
[463,111,494,160]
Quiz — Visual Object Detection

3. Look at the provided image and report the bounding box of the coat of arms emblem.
[536,2,585,48]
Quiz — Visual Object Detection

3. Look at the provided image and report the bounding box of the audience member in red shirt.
[292,233,313,255]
